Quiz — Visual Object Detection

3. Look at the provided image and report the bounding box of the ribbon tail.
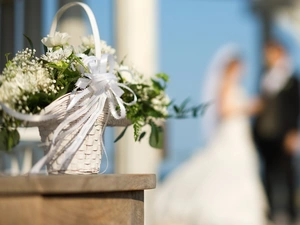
[30,155,48,174]
[30,143,60,174]
[99,105,110,174]
[107,94,126,119]
[51,103,96,152]
[67,88,91,111]
[60,96,107,170]
[0,103,61,122]
[52,95,98,143]
[116,83,137,106]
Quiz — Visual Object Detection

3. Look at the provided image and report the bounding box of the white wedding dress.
[154,87,268,225]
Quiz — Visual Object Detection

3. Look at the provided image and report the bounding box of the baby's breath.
[0,49,53,110]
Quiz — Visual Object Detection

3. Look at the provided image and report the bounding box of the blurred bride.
[154,44,269,225]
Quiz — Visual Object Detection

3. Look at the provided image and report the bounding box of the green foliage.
[43,45,48,54]
[23,34,34,53]
[47,56,82,93]
[156,73,169,82]
[114,126,128,143]
[113,71,207,149]
[171,99,209,119]
[112,72,170,148]
[0,128,20,151]
[5,53,11,64]
[138,131,146,142]
[0,110,22,151]
[149,120,163,149]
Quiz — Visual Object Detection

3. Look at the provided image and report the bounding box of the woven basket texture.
[37,93,130,174]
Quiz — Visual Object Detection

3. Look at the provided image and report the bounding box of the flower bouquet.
[0,2,205,174]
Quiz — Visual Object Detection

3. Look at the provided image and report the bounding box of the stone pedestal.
[0,174,156,225]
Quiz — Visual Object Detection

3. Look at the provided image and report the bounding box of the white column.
[58,0,87,46]
[114,1,161,224]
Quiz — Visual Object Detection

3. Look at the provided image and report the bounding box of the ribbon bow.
[30,54,137,173]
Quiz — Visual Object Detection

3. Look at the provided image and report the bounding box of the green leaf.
[173,105,179,113]
[120,55,127,65]
[25,91,56,113]
[83,48,91,55]
[114,126,128,143]
[179,98,190,111]
[156,73,169,82]
[43,45,48,54]
[171,98,206,119]
[150,121,159,143]
[149,122,163,149]
[5,53,11,63]
[0,129,20,151]
[151,78,163,91]
[23,34,34,52]
[0,130,7,151]
[48,61,69,70]
[192,106,200,117]
[138,131,146,142]
[55,85,69,99]
[116,71,125,83]
[191,104,208,117]
[133,118,144,141]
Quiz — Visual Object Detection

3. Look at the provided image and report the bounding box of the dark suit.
[253,75,300,222]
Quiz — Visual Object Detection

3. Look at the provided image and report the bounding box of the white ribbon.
[0,94,68,123]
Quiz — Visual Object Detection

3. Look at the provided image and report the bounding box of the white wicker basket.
[38,94,104,174]
[34,2,131,174]
[37,94,131,174]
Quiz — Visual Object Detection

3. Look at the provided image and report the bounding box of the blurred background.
[2,0,300,224]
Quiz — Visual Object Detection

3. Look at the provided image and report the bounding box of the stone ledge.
[0,174,156,194]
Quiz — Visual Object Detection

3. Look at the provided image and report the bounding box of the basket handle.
[49,2,101,58]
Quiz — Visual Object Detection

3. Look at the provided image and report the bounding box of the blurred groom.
[253,39,300,224]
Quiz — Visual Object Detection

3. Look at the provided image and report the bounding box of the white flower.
[81,35,95,49]
[0,49,54,110]
[41,46,73,62]
[118,65,144,84]
[118,65,132,82]
[79,35,116,55]
[100,40,116,55]
[41,32,71,48]
[152,94,170,116]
